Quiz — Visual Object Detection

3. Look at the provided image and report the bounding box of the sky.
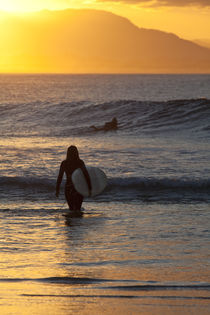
[0,0,210,41]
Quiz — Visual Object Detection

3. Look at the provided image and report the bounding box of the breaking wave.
[0,98,209,137]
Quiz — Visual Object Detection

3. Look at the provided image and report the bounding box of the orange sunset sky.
[0,0,210,73]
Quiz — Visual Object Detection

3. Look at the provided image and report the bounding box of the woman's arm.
[81,162,92,195]
[56,161,65,197]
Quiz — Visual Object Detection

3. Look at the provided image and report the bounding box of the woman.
[56,146,91,216]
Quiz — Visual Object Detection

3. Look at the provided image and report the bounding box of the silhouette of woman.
[56,146,91,216]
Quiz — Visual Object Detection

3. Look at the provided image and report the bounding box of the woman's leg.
[74,192,83,211]
[65,186,74,210]
[65,186,83,212]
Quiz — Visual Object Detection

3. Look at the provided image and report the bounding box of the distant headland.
[0,9,210,73]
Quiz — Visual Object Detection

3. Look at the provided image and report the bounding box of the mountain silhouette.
[0,9,210,73]
[194,39,210,50]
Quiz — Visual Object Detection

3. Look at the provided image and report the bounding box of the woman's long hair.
[66,145,79,162]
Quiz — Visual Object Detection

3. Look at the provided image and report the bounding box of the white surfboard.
[72,166,107,197]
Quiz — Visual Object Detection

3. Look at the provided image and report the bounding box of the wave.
[109,176,210,191]
[0,175,55,191]
[1,175,210,191]
[20,294,210,300]
[106,176,210,203]
[0,276,209,290]
[1,175,210,203]
[0,277,209,300]
[0,98,209,137]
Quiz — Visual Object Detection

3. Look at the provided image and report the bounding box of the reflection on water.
[0,280,209,315]
[0,202,209,314]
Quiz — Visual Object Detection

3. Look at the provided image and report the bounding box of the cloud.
[95,0,210,7]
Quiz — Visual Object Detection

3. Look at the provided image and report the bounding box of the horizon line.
[0,72,210,75]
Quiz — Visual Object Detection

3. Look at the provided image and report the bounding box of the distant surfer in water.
[91,117,118,131]
[56,145,91,217]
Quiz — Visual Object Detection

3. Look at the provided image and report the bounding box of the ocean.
[0,74,210,314]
